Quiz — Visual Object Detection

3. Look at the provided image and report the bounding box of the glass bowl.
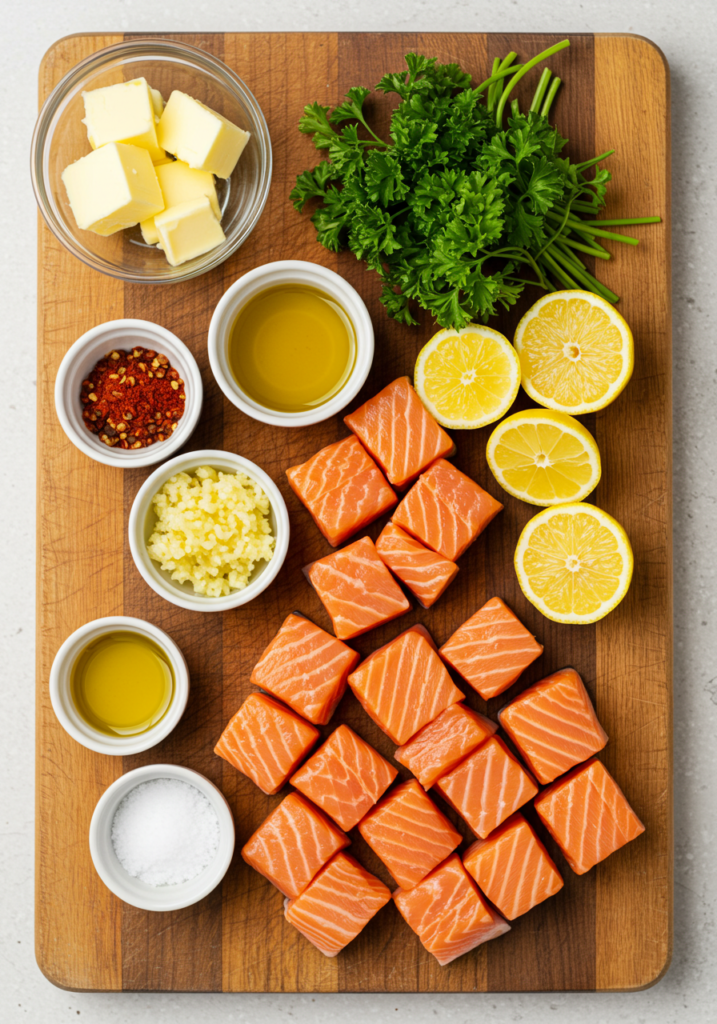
[31,37,272,283]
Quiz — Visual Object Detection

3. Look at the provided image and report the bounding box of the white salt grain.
[111,778,220,886]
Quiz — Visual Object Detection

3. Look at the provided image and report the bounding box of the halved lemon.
[415,324,521,429]
[486,409,601,506]
[514,502,633,624]
[514,291,634,414]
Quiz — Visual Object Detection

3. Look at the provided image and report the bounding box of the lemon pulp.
[228,284,356,413]
[514,291,633,414]
[487,409,601,506]
[514,503,633,624]
[415,324,521,429]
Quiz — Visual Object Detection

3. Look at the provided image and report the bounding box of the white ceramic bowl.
[207,260,374,427]
[49,616,190,756]
[55,318,203,468]
[89,763,235,912]
[128,449,290,612]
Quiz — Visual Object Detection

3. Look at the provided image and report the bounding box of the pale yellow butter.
[154,196,226,266]
[157,90,249,178]
[62,142,165,237]
[82,78,166,162]
[140,159,221,244]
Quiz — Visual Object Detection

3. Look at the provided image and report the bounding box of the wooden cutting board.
[36,32,672,993]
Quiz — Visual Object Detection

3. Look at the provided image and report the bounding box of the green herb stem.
[511,98,521,118]
[486,58,502,112]
[559,235,611,260]
[475,63,526,94]
[540,251,581,290]
[540,76,562,118]
[547,211,640,245]
[580,216,662,226]
[576,150,615,173]
[530,68,552,112]
[495,39,570,126]
[550,244,620,302]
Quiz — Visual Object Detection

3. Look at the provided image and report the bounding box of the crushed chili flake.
[81,347,186,450]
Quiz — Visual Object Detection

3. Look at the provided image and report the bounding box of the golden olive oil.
[228,284,356,412]
[70,631,174,736]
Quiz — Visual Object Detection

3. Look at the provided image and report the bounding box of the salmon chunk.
[241,792,350,898]
[359,779,462,889]
[348,625,464,745]
[376,521,458,608]
[435,736,539,839]
[214,693,319,795]
[440,597,544,700]
[286,435,396,547]
[306,535,411,640]
[250,612,360,726]
[498,667,608,784]
[394,702,498,789]
[393,854,511,966]
[290,724,397,832]
[534,757,645,875]
[463,812,563,920]
[344,376,455,488]
[393,459,503,561]
[285,852,391,957]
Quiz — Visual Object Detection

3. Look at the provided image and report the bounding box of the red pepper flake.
[80,347,186,450]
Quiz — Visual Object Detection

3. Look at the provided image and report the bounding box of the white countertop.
[2,1,715,1021]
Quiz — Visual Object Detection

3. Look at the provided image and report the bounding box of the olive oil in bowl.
[70,631,174,736]
[228,284,356,413]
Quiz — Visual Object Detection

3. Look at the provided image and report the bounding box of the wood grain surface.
[36,32,672,993]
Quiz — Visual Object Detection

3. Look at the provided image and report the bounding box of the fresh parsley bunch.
[291,42,658,329]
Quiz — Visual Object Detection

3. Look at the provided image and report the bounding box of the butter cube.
[150,87,165,118]
[62,142,164,237]
[157,90,250,178]
[82,78,165,162]
[154,196,226,266]
[140,160,220,245]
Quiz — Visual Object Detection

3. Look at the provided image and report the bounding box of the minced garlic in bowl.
[147,465,275,596]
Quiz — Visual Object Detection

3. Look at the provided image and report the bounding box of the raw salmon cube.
[348,624,464,745]
[534,757,645,875]
[286,435,396,547]
[250,612,360,726]
[359,779,462,889]
[440,597,543,700]
[305,535,410,640]
[285,851,391,957]
[241,792,350,898]
[498,667,608,784]
[393,853,511,966]
[214,693,318,795]
[376,521,458,608]
[394,702,498,789]
[434,736,538,839]
[290,724,397,831]
[393,459,503,561]
[343,376,454,488]
[463,812,563,920]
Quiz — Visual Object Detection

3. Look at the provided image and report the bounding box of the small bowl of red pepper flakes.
[55,319,203,468]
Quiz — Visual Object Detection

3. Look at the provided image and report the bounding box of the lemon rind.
[486,410,602,507]
[514,290,634,415]
[415,324,521,429]
[514,502,633,624]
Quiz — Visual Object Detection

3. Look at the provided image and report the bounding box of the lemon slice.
[514,502,633,624]
[415,324,521,429]
[487,409,601,506]
[514,291,634,414]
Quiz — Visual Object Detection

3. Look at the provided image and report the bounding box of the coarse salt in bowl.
[55,318,203,468]
[128,449,290,612]
[89,764,235,911]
